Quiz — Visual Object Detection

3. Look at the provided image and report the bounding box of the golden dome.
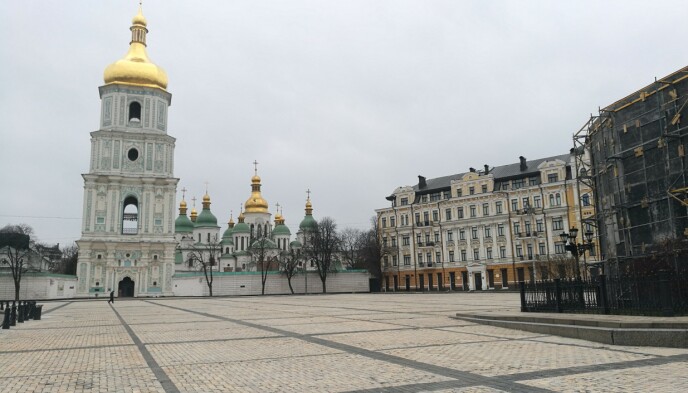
[179,199,187,214]
[244,174,269,213]
[228,215,235,226]
[103,6,168,90]
[238,212,246,223]
[190,207,198,222]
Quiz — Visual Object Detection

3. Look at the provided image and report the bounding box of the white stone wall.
[173,271,370,297]
[0,274,78,300]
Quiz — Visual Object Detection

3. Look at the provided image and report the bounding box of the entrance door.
[474,272,483,290]
[501,268,508,288]
[428,274,433,291]
[517,267,525,283]
[385,276,390,291]
[449,272,456,290]
[405,275,410,292]
[393,275,399,291]
[461,271,469,291]
[437,273,443,291]
[487,270,495,289]
[419,274,425,292]
[118,277,135,297]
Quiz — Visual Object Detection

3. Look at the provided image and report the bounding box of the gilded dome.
[244,174,269,213]
[103,7,168,90]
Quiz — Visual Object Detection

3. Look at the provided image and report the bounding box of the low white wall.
[0,273,78,300]
[173,271,370,297]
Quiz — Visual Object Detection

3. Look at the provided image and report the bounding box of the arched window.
[207,233,210,243]
[582,194,590,206]
[556,193,562,206]
[549,194,554,207]
[129,102,141,122]
[257,225,262,238]
[198,233,201,243]
[122,196,138,234]
[250,224,255,239]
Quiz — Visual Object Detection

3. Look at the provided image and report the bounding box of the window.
[539,242,546,255]
[548,173,559,183]
[430,193,441,202]
[188,258,194,267]
[383,237,388,247]
[457,188,463,197]
[445,209,452,221]
[533,196,541,208]
[473,248,480,260]
[525,221,531,234]
[434,232,440,243]
[447,231,454,242]
[481,184,488,193]
[422,195,428,203]
[484,226,491,238]
[529,177,539,186]
[555,243,565,254]
[511,199,518,211]
[402,236,410,246]
[516,245,523,257]
[469,186,475,195]
[458,207,464,218]
[449,251,455,262]
[582,194,590,206]
[550,193,562,207]
[392,256,398,266]
[487,247,493,259]
[527,244,533,258]
[461,249,467,261]
[536,219,544,232]
[426,253,432,263]
[482,203,489,216]
[435,252,441,263]
[416,234,422,245]
[391,237,397,247]
[495,201,503,214]
[390,217,396,227]
[418,253,423,263]
[404,255,411,265]
[128,101,141,122]
[432,211,439,221]
[425,233,430,243]
[382,218,387,228]
[556,193,562,205]
[522,197,530,208]
[513,179,525,189]
[424,211,429,223]
[459,229,466,240]
[401,197,408,206]
[415,213,421,225]
[513,222,520,235]
[500,246,506,258]
[552,217,563,231]
[471,227,478,239]
[383,256,389,267]
[470,205,476,217]
[497,224,505,237]
[443,191,451,200]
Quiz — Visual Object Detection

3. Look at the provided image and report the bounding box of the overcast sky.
[1,0,686,246]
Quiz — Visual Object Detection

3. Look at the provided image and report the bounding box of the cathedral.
[75,6,319,297]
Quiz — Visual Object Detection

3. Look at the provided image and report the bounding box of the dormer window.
[129,102,141,123]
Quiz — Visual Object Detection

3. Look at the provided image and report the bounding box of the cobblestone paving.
[1,293,687,392]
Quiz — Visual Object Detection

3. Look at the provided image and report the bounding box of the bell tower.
[76,6,178,297]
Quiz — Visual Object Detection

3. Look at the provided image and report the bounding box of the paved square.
[1,293,687,392]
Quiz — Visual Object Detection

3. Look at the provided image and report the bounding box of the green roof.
[195,208,218,227]
[272,224,291,236]
[299,215,317,231]
[222,226,234,241]
[290,240,302,249]
[233,222,250,234]
[175,214,194,233]
[251,238,277,249]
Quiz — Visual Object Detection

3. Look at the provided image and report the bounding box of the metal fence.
[520,270,688,316]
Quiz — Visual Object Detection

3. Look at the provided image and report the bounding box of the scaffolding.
[578,67,688,275]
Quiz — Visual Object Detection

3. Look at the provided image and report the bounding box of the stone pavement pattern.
[1,293,687,392]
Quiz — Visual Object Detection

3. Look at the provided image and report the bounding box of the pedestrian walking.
[108,289,114,304]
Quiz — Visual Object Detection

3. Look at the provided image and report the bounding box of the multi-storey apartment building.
[376,153,598,291]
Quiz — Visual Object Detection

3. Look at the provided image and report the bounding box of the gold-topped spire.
[190,196,198,222]
[103,4,168,90]
[228,211,235,227]
[179,187,188,214]
[202,183,211,209]
[305,189,313,215]
[244,164,269,213]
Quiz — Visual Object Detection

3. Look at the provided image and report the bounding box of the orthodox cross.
[253,160,259,175]
[306,188,311,200]
[191,196,197,207]
[204,181,209,194]
[181,187,187,200]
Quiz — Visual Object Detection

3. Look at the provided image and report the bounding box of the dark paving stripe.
[150,335,280,346]
[110,304,180,393]
[41,301,73,315]
[148,300,554,393]
[0,343,135,354]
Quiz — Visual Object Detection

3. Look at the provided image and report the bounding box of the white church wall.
[0,274,78,300]
[172,271,370,297]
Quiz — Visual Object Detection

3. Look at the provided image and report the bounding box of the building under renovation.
[577,66,688,274]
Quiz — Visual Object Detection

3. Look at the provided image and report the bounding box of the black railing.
[520,270,688,316]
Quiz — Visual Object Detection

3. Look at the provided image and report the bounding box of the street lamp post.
[559,227,594,280]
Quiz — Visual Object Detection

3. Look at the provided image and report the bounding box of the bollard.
[0,301,4,311]
[2,308,10,329]
[10,302,17,326]
[34,305,43,320]
[17,303,24,323]
[27,301,35,320]
[23,302,30,321]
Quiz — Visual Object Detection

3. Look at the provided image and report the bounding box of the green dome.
[299,215,317,231]
[195,208,218,227]
[251,238,277,249]
[175,214,194,233]
[290,240,302,249]
[233,222,250,234]
[222,226,234,242]
[272,224,291,236]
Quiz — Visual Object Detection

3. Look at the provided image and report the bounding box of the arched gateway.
[118,277,135,297]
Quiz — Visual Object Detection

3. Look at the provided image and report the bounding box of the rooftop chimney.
[519,156,527,171]
[418,175,427,189]
[484,164,489,174]
[469,167,476,173]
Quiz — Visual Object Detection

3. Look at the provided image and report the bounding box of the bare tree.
[53,243,79,275]
[248,238,278,295]
[340,227,364,270]
[186,240,222,297]
[278,247,301,294]
[359,217,391,284]
[304,217,341,293]
[0,224,34,301]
